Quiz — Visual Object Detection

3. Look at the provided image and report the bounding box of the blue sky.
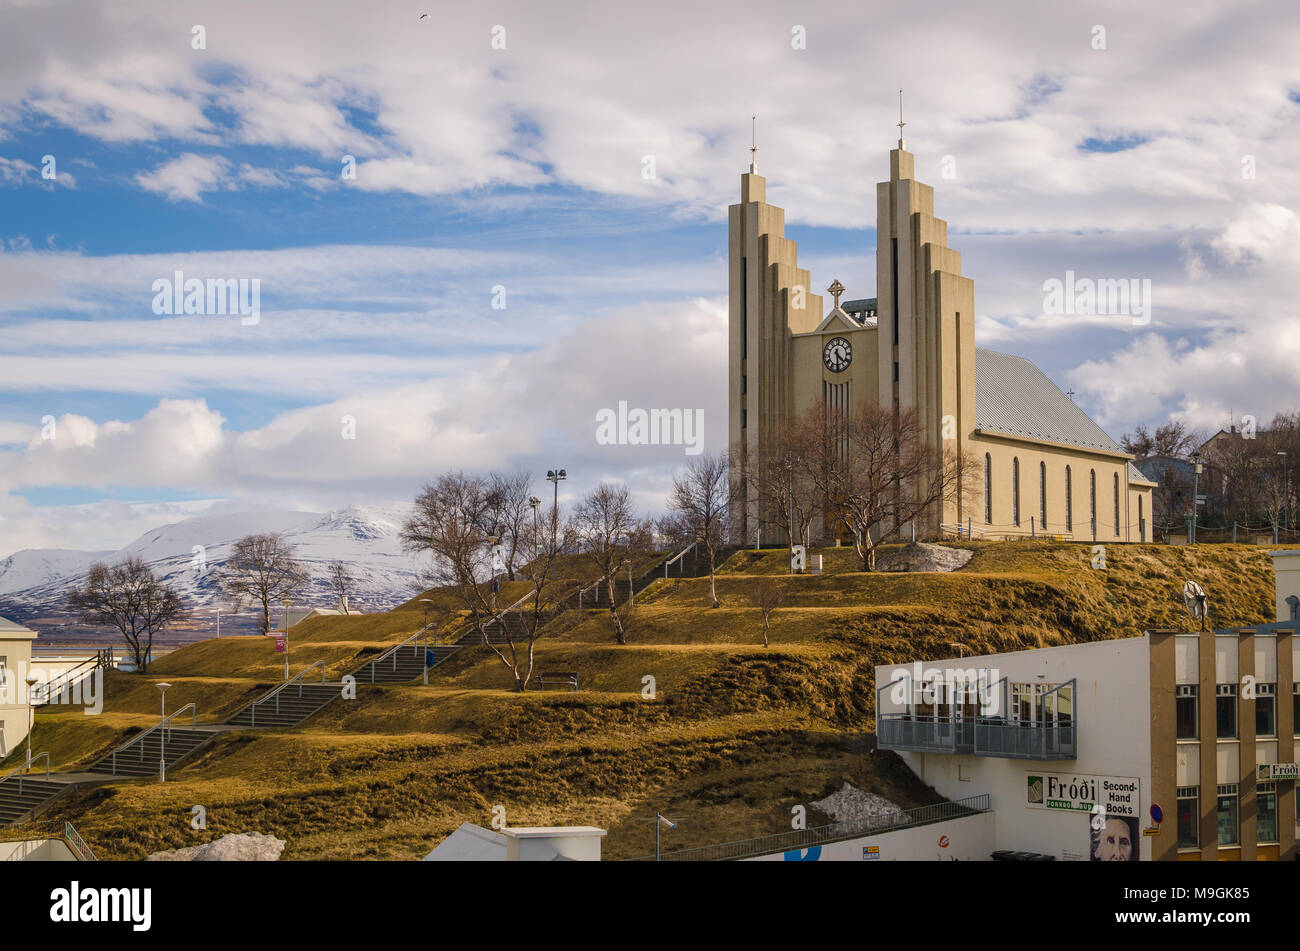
[1,0,1299,554]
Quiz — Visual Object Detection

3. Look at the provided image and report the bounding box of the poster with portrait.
[1089,813,1139,862]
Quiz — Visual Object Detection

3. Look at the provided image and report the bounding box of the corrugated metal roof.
[974,349,1125,455]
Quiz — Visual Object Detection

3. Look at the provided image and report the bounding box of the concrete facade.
[728,140,1155,544]
[0,616,39,758]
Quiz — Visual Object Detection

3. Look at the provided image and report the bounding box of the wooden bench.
[537,671,579,692]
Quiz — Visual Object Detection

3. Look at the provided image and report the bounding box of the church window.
[1065,466,1073,532]
[1089,469,1097,537]
[1039,462,1047,529]
[1012,457,1020,527]
[740,257,747,360]
[1113,472,1120,536]
[984,454,992,524]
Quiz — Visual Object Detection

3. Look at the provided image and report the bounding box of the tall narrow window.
[1176,787,1199,850]
[1089,469,1097,538]
[1065,466,1073,532]
[740,257,747,360]
[984,454,993,524]
[1216,784,1239,846]
[1012,457,1020,527]
[1139,495,1145,541]
[1113,472,1120,537]
[1039,462,1047,529]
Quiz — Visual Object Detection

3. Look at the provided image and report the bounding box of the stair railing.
[0,751,50,795]
[107,703,199,774]
[246,662,326,726]
[65,822,97,861]
[663,541,700,578]
[359,626,431,683]
[33,655,97,705]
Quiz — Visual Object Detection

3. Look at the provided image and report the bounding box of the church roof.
[974,349,1126,456]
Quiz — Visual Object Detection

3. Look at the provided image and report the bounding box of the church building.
[728,130,1156,545]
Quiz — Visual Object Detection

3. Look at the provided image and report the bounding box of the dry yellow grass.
[18,540,1274,859]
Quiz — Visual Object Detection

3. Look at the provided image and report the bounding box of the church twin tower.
[728,129,1156,547]
[728,138,977,542]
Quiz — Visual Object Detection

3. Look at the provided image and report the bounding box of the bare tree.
[668,451,731,608]
[806,400,968,571]
[68,558,186,673]
[328,561,352,613]
[481,471,534,581]
[215,534,308,634]
[735,418,820,561]
[1121,421,1199,460]
[571,482,643,644]
[749,579,784,647]
[401,471,570,691]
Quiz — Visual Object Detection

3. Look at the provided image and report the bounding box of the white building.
[0,616,40,758]
[875,553,1298,861]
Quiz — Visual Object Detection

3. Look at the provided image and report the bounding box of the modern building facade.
[728,135,1155,544]
[875,554,1298,861]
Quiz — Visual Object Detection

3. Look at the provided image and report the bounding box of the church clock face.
[823,336,852,372]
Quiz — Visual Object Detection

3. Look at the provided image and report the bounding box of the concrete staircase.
[0,775,66,824]
[225,682,343,729]
[90,727,212,778]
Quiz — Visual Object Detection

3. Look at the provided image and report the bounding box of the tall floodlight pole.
[25,675,38,770]
[1190,451,1202,544]
[546,469,567,549]
[1279,451,1290,532]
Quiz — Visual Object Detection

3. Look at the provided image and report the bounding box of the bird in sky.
[418,12,430,19]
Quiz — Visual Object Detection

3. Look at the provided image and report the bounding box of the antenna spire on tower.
[897,89,906,150]
[749,113,758,173]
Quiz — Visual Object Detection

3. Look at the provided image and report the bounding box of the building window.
[1089,469,1097,537]
[1176,786,1198,849]
[1255,683,1276,737]
[1012,457,1020,527]
[1294,683,1299,736]
[1039,462,1047,528]
[741,408,747,430]
[741,374,746,395]
[1065,466,1072,532]
[1257,782,1278,844]
[1175,685,1198,739]
[1216,784,1238,846]
[740,256,747,360]
[1216,684,1237,739]
[984,454,992,524]
[1138,495,1145,541]
[1113,472,1120,536]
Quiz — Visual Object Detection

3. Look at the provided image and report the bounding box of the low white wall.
[744,812,995,862]
[0,838,77,862]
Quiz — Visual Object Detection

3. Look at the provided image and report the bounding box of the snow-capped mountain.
[0,505,428,634]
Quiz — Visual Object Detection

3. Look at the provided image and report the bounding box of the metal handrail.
[64,822,97,861]
[247,661,326,726]
[0,751,51,796]
[108,703,199,773]
[628,794,992,862]
[360,628,429,683]
[34,655,97,704]
[663,541,699,577]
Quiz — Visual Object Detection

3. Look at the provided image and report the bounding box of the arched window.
[1040,461,1047,529]
[1139,495,1145,542]
[1065,466,1073,532]
[984,453,993,524]
[1113,472,1120,537]
[1089,469,1097,538]
[1012,457,1021,527]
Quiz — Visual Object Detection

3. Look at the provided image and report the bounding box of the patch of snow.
[811,782,908,827]
[146,831,285,861]
[876,542,973,573]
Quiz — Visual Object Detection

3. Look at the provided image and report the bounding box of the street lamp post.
[156,681,171,782]
[1279,451,1290,533]
[529,496,541,537]
[281,599,293,680]
[25,675,38,771]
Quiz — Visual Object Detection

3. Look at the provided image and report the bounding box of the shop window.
[1216,784,1238,846]
[1176,786,1198,850]
[1257,782,1278,845]
[1175,685,1198,739]
[1216,684,1237,739]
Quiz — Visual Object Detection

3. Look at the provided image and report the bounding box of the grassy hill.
[13,540,1276,860]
